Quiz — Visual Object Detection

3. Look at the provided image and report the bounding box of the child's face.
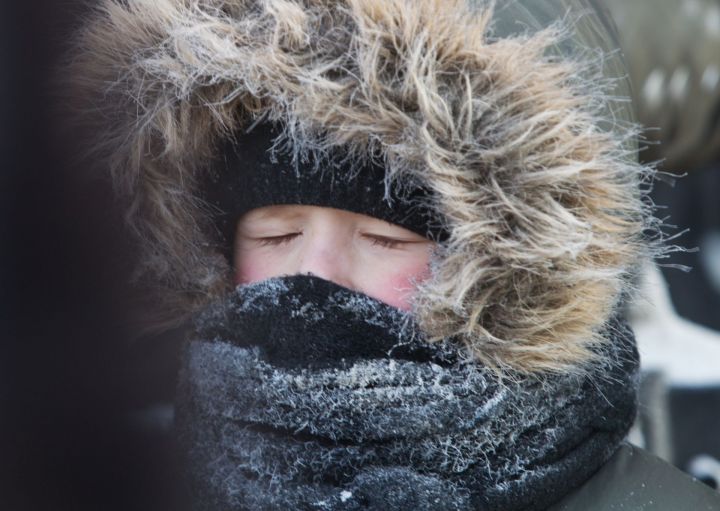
[234,205,436,310]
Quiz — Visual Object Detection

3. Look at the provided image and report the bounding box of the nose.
[297,234,355,290]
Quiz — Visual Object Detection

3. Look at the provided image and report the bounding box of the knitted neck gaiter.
[176,275,639,511]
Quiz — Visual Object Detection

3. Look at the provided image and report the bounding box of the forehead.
[242,205,390,224]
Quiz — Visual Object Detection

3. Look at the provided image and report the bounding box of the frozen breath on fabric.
[177,275,641,511]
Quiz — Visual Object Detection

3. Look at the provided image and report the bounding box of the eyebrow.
[251,207,307,221]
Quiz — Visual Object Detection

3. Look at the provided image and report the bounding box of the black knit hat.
[204,122,443,251]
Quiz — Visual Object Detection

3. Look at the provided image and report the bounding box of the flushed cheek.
[235,253,279,285]
[374,263,432,310]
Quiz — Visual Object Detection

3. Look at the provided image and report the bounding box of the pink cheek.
[234,259,273,286]
[383,264,432,311]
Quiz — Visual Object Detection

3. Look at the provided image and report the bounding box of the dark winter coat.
[550,443,720,510]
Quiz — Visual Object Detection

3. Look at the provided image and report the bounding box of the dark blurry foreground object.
[605,0,720,171]
[1,2,189,511]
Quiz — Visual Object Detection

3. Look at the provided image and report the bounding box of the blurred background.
[1,1,719,509]
[604,0,720,491]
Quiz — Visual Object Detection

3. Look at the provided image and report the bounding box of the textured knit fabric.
[176,275,640,511]
[203,122,443,250]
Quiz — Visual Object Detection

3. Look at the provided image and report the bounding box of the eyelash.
[254,233,407,249]
[365,235,404,249]
[257,233,301,247]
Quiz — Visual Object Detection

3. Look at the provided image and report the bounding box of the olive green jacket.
[550,443,720,510]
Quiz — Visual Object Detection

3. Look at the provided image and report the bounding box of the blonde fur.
[68,0,654,373]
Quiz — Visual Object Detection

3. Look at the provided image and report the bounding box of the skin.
[233,205,436,310]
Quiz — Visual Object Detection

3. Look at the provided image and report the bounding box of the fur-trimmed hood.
[68,0,654,372]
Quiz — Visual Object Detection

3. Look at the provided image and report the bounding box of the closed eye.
[255,233,301,247]
[362,234,411,249]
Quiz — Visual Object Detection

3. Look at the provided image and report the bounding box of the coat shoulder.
[549,442,720,510]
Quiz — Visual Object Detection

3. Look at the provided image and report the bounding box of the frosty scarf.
[176,275,639,511]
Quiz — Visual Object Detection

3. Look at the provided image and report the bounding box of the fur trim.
[67,0,655,372]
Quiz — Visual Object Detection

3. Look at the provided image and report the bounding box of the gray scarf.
[176,275,638,511]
